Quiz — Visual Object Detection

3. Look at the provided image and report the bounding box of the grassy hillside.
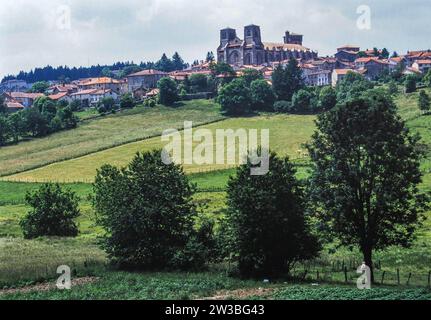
[0,100,224,177]
[3,114,316,183]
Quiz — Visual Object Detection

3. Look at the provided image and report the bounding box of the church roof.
[263,42,311,52]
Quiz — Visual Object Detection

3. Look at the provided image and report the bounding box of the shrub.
[93,149,207,270]
[20,184,80,239]
[250,79,275,111]
[273,100,292,113]
[225,151,320,278]
[405,75,417,93]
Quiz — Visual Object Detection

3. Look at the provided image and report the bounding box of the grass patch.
[0,100,224,177]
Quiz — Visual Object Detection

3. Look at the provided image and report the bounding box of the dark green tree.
[188,73,208,93]
[418,90,430,114]
[155,53,174,72]
[226,151,320,278]
[405,74,417,93]
[217,78,251,116]
[158,77,179,106]
[423,69,431,87]
[29,81,50,93]
[250,79,275,111]
[318,86,337,111]
[272,59,304,101]
[206,51,215,62]
[20,184,80,239]
[307,89,429,282]
[7,112,25,143]
[241,69,263,87]
[172,52,187,71]
[120,93,135,109]
[93,150,203,270]
[0,115,11,146]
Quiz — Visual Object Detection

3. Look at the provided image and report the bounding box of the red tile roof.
[128,69,168,77]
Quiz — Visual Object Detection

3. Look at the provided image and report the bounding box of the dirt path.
[0,277,99,296]
[199,287,276,300]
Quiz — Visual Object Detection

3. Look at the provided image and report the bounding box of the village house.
[77,77,123,94]
[354,57,389,80]
[46,84,78,95]
[412,60,431,74]
[335,45,360,63]
[331,69,363,86]
[48,92,69,103]
[405,50,431,66]
[5,101,25,113]
[68,89,118,106]
[127,69,168,93]
[3,92,45,108]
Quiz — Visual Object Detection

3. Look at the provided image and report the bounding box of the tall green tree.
[250,79,275,111]
[0,115,11,146]
[172,52,187,71]
[29,81,50,93]
[157,77,179,106]
[241,69,263,87]
[418,90,430,114]
[272,58,304,101]
[7,112,25,143]
[424,69,431,87]
[318,86,337,111]
[217,78,251,116]
[93,150,204,270]
[226,151,320,278]
[405,75,417,93]
[308,89,429,282]
[155,53,174,72]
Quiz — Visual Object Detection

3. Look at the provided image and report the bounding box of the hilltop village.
[1,24,430,112]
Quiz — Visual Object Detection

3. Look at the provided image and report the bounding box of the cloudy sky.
[0,0,430,79]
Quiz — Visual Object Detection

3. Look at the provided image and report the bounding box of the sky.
[0,0,430,79]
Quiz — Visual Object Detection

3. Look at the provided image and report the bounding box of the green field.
[2,113,316,183]
[1,90,431,300]
[0,100,224,177]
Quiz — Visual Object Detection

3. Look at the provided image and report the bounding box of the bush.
[93,149,208,270]
[120,93,135,109]
[225,151,320,278]
[405,75,417,93]
[20,184,80,239]
[273,100,292,113]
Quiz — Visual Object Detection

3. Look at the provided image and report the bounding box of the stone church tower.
[217,24,317,66]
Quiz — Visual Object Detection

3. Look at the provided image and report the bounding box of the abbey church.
[217,25,317,66]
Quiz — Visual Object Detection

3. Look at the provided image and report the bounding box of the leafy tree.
[120,65,143,78]
[336,71,373,103]
[22,108,49,137]
[7,112,25,143]
[158,77,179,106]
[272,58,304,101]
[217,78,251,116]
[93,150,205,270]
[210,62,235,77]
[58,106,78,129]
[241,69,263,86]
[250,79,275,111]
[226,151,320,278]
[0,115,10,146]
[29,81,50,93]
[307,89,429,282]
[20,184,80,239]
[318,86,337,111]
[424,69,431,87]
[291,89,315,113]
[391,51,399,58]
[273,100,292,113]
[418,90,430,114]
[188,73,208,93]
[405,75,417,93]
[69,100,82,112]
[99,96,116,113]
[120,93,135,109]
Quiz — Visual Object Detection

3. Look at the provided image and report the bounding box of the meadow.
[0,90,431,299]
[0,100,224,177]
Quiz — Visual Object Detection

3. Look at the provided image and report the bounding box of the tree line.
[2,52,190,84]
